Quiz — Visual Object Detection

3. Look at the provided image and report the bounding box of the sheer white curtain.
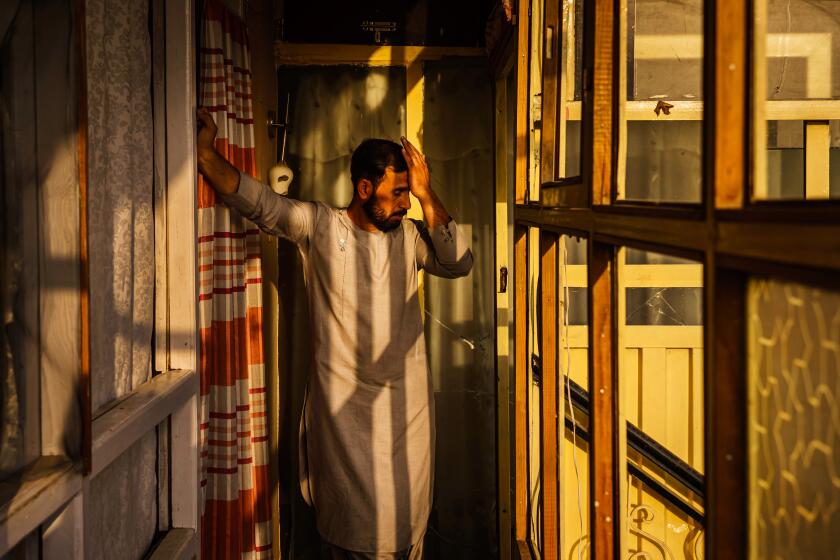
[85,0,157,557]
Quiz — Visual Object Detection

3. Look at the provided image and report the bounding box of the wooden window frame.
[492,39,518,560]
[509,1,840,559]
[0,1,200,557]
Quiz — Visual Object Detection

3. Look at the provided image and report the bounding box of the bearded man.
[196,108,473,559]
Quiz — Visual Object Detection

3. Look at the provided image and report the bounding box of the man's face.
[362,167,411,232]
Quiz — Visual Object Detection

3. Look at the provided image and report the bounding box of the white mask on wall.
[268,93,294,195]
[269,160,294,195]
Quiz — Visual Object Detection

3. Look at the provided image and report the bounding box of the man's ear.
[356,178,373,201]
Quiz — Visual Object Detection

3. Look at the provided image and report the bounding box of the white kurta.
[223,173,474,553]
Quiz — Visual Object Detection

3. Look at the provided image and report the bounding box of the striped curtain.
[198,1,272,558]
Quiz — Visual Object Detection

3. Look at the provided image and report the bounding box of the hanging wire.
[529,234,542,548]
[280,92,290,161]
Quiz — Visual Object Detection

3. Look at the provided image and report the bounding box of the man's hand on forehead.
[399,137,451,228]
[400,137,431,200]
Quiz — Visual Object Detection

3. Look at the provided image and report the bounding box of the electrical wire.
[529,235,541,549]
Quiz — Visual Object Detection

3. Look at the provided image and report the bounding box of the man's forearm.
[417,189,451,229]
[198,147,240,195]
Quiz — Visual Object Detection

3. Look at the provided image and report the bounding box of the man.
[197,108,473,559]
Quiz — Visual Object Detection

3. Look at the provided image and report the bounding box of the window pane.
[540,0,584,206]
[1,65,29,478]
[88,429,160,558]
[753,1,840,200]
[1,0,82,471]
[557,235,589,559]
[748,279,840,558]
[422,57,498,554]
[529,0,545,201]
[530,233,590,558]
[560,0,583,179]
[618,248,705,558]
[618,0,704,203]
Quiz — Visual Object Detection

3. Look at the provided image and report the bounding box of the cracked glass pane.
[626,288,702,326]
[618,247,705,558]
[423,58,498,555]
[624,249,702,326]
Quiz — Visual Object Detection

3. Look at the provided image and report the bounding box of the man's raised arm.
[197,108,240,195]
[400,136,450,229]
[401,137,473,278]
[196,108,314,244]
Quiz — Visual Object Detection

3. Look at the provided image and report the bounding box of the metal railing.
[532,354,705,523]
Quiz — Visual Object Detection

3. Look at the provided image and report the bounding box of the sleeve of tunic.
[411,218,474,278]
[219,171,316,245]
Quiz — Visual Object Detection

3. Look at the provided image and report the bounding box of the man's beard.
[363,197,406,232]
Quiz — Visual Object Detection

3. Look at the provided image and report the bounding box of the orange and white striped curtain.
[198,1,272,557]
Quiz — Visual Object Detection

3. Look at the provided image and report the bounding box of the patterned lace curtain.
[198,1,271,557]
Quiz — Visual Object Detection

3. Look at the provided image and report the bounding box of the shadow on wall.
[1,0,85,479]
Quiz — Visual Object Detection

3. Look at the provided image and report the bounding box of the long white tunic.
[223,173,474,553]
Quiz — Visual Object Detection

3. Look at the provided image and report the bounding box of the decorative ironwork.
[561,479,705,559]
[626,479,705,560]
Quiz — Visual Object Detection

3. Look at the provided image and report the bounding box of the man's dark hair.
[350,139,407,192]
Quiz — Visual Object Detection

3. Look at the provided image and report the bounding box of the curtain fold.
[199,1,271,557]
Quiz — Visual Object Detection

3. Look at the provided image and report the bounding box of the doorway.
[273,53,496,558]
